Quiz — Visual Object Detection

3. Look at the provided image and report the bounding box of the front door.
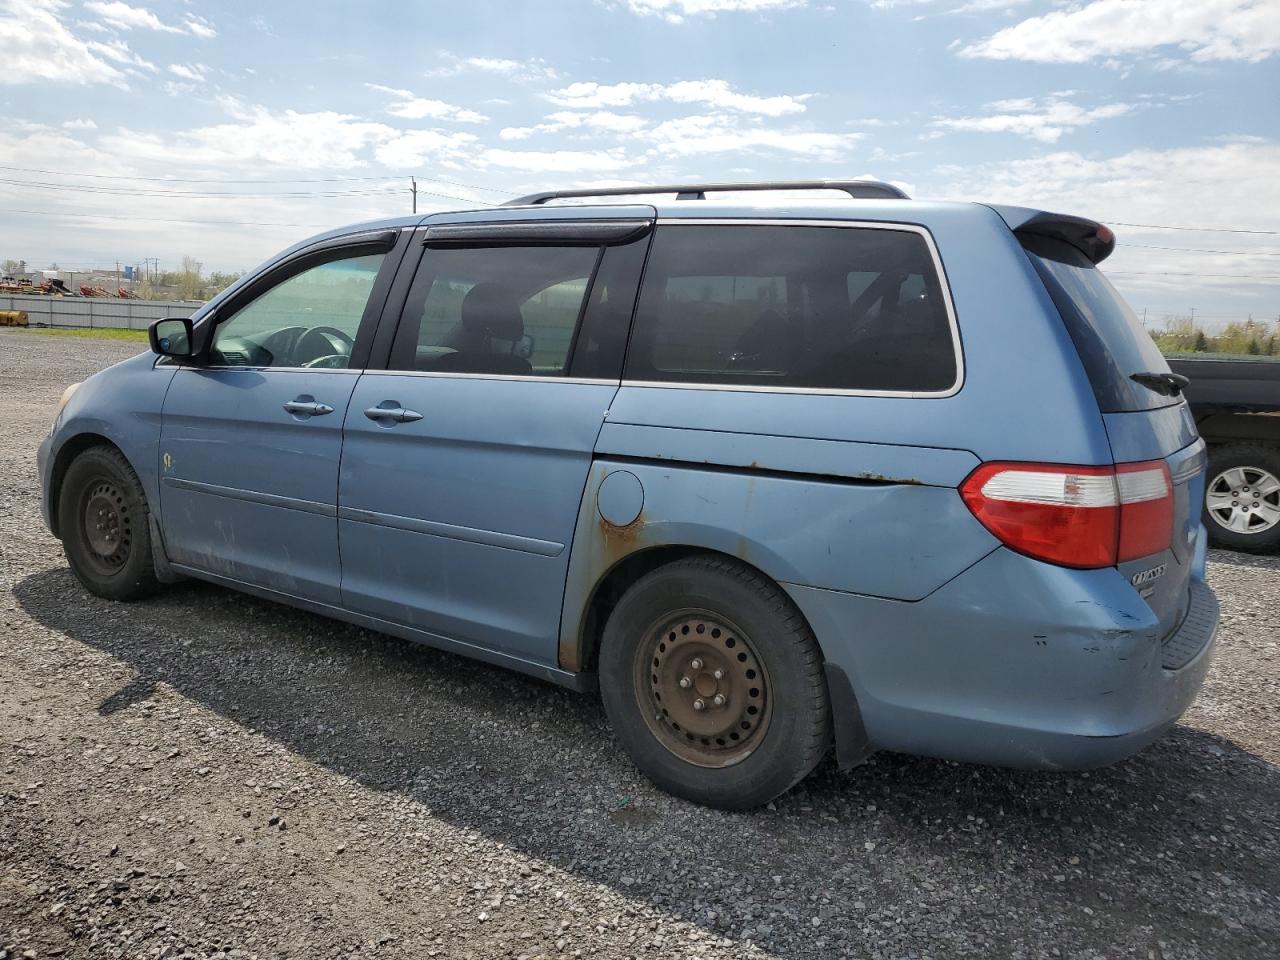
[338,225,648,665]
[159,241,398,605]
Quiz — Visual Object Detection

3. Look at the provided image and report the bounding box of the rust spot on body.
[599,509,645,548]
[855,471,923,485]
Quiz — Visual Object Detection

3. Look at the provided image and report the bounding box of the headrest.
[897,295,942,334]
[461,282,524,341]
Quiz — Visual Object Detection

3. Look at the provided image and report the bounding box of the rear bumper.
[785,545,1219,771]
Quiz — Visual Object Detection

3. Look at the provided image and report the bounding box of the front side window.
[394,246,600,376]
[211,252,385,368]
[625,224,957,393]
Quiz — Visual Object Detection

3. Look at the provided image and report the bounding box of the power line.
[1110,221,1278,236]
[0,162,513,196]
[0,176,406,199]
[0,207,334,227]
[0,162,398,183]
[1119,243,1280,258]
[0,176,496,207]
[1107,270,1280,280]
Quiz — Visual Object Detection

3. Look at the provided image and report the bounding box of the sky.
[2,0,1278,328]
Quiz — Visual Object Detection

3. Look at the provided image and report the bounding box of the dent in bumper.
[785,547,1219,771]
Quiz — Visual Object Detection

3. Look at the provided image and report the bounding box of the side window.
[394,246,600,376]
[211,253,385,369]
[625,225,957,393]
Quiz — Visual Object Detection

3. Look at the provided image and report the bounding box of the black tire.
[1202,443,1280,554]
[58,445,161,601]
[599,555,831,810]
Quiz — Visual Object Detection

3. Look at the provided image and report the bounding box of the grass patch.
[10,325,150,343]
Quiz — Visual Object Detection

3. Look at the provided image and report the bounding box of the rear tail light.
[960,460,1172,569]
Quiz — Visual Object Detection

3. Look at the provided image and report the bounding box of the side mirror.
[149,317,194,360]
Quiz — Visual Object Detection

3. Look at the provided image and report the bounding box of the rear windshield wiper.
[1130,371,1190,397]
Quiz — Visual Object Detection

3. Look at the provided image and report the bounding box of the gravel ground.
[1,328,1277,960]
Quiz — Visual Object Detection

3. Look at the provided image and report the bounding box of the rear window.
[624,224,957,393]
[1021,234,1176,412]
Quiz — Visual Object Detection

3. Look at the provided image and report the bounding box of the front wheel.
[58,445,161,601]
[1203,444,1280,553]
[599,556,831,809]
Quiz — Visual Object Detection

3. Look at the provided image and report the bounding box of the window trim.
[621,218,965,399]
[197,230,403,371]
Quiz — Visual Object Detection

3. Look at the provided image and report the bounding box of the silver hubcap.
[1206,465,1280,535]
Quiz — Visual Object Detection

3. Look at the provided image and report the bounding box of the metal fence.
[0,293,200,331]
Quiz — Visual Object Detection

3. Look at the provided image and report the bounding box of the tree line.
[1152,317,1280,357]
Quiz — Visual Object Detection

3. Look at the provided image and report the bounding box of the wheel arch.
[573,543,872,770]
[48,432,129,539]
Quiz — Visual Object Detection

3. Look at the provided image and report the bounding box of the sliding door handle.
[364,404,423,423]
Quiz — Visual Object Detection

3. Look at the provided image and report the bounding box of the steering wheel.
[296,325,354,368]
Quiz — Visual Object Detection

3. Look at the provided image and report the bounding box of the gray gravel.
[2,328,1278,960]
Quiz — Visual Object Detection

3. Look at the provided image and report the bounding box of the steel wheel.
[1206,465,1280,536]
[635,610,773,768]
[78,477,134,575]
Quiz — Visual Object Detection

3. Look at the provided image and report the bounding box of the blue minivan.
[38,181,1219,809]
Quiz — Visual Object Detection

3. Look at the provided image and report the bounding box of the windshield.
[1022,234,1178,413]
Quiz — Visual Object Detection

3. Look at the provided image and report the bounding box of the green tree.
[1193,331,1208,352]
[174,256,203,300]
[204,271,243,297]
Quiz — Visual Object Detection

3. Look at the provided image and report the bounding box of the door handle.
[364,404,423,423]
[282,399,334,416]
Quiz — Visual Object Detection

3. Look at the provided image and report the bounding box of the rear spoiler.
[987,204,1116,264]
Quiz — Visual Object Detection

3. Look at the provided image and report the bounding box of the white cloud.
[647,113,861,160]
[500,110,648,140]
[365,83,488,124]
[83,0,179,32]
[374,129,480,168]
[546,78,809,116]
[947,0,1027,12]
[62,118,98,130]
[0,0,126,86]
[82,1,216,37]
[961,0,1280,64]
[476,148,635,173]
[932,95,1135,142]
[615,0,804,22]
[87,37,156,71]
[931,139,1280,295]
[182,14,216,39]
[168,62,208,81]
[925,139,1280,317]
[427,54,557,81]
[101,97,401,170]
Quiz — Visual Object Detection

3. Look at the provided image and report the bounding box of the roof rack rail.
[503,179,910,206]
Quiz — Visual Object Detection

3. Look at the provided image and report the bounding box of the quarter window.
[211,253,385,369]
[394,246,600,376]
[625,224,957,392]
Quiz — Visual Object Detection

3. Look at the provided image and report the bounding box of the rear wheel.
[599,555,830,809]
[1203,444,1280,553]
[58,445,160,601]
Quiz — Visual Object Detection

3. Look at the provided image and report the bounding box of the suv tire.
[1203,443,1280,553]
[59,445,161,601]
[599,555,831,809]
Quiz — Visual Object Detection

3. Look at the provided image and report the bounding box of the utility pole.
[411,176,418,215]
